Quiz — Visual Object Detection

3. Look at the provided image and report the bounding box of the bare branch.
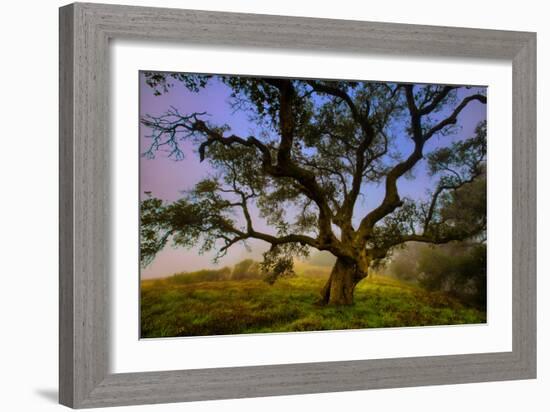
[356,86,486,242]
[418,86,457,115]
[306,80,373,137]
[425,94,487,140]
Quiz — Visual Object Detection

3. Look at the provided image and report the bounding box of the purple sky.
[139,73,486,279]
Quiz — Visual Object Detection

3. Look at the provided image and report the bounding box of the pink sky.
[139,75,272,278]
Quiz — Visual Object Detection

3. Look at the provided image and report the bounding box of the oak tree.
[140,74,486,305]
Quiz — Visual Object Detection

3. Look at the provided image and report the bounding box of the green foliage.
[373,200,422,250]
[424,122,487,240]
[140,193,237,266]
[427,121,487,178]
[385,240,486,309]
[143,72,211,96]
[169,267,232,284]
[140,274,486,338]
[418,243,487,309]
[439,176,486,235]
[140,197,169,266]
[384,242,424,282]
[260,244,306,284]
[231,259,262,280]
[371,124,487,253]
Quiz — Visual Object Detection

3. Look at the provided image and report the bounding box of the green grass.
[140,273,486,338]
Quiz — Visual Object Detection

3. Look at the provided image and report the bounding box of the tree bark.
[319,257,365,305]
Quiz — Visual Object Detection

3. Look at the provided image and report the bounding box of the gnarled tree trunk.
[319,257,367,305]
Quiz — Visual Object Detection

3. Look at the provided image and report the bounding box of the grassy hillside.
[140,271,485,338]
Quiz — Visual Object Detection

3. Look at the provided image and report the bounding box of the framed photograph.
[59,2,536,408]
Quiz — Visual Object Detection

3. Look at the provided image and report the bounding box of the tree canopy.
[140,73,486,304]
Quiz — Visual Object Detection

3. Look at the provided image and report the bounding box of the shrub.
[231,259,262,280]
[385,242,424,282]
[418,243,486,309]
[170,267,231,284]
[385,241,486,309]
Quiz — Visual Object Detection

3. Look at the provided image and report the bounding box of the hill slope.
[140,273,485,338]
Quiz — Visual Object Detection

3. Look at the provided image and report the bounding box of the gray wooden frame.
[59,2,536,408]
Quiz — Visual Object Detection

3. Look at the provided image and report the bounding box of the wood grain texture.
[59,4,74,407]
[512,34,537,373]
[59,2,537,408]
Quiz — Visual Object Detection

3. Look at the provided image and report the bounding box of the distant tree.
[231,259,254,280]
[417,243,486,309]
[140,73,486,305]
[384,172,486,306]
[385,242,425,282]
[231,259,262,280]
[171,267,232,284]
